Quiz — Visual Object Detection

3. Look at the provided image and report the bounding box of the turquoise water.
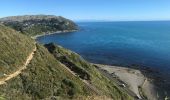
[37,21,170,95]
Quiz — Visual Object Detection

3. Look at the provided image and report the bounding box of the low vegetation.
[0,20,133,99]
[0,44,90,99]
[0,24,34,77]
[45,43,133,99]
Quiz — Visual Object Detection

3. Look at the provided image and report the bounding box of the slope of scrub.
[0,24,34,77]
[45,43,133,100]
[0,44,92,100]
[0,25,133,100]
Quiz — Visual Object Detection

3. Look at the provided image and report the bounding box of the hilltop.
[0,15,78,36]
[0,24,133,99]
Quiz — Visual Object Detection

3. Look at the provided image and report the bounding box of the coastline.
[93,63,158,100]
[31,30,78,39]
[32,29,163,99]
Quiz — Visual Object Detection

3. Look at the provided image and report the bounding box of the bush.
[61,79,77,96]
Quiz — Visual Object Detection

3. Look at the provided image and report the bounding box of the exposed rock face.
[0,15,78,36]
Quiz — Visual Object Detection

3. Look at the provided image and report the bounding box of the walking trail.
[0,44,37,85]
[0,44,100,95]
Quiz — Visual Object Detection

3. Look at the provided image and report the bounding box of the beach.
[94,64,158,100]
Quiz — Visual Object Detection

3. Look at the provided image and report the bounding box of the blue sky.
[1,0,170,21]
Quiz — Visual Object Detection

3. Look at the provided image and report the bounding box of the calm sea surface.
[37,21,170,71]
[37,21,170,95]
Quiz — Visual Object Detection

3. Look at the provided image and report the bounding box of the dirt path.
[0,44,37,85]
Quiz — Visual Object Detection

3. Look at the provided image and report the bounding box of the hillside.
[0,15,78,36]
[0,25,133,99]
[0,24,35,77]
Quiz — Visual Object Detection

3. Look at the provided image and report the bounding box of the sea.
[37,21,170,96]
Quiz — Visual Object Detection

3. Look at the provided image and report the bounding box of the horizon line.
[0,14,170,22]
[74,19,170,22]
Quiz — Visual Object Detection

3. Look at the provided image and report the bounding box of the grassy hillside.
[45,43,133,99]
[0,25,133,99]
[0,15,78,36]
[0,24,34,77]
[0,44,91,100]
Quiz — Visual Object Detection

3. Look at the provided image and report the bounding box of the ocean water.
[37,21,170,71]
[37,21,170,95]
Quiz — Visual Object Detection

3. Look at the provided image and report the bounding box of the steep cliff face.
[0,24,132,100]
[0,15,78,36]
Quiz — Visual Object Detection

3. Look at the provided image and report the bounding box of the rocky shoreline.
[94,63,159,100]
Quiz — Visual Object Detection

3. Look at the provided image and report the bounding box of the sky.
[1,0,170,21]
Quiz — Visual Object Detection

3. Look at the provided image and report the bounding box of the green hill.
[0,24,34,76]
[0,15,78,36]
[0,24,133,100]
